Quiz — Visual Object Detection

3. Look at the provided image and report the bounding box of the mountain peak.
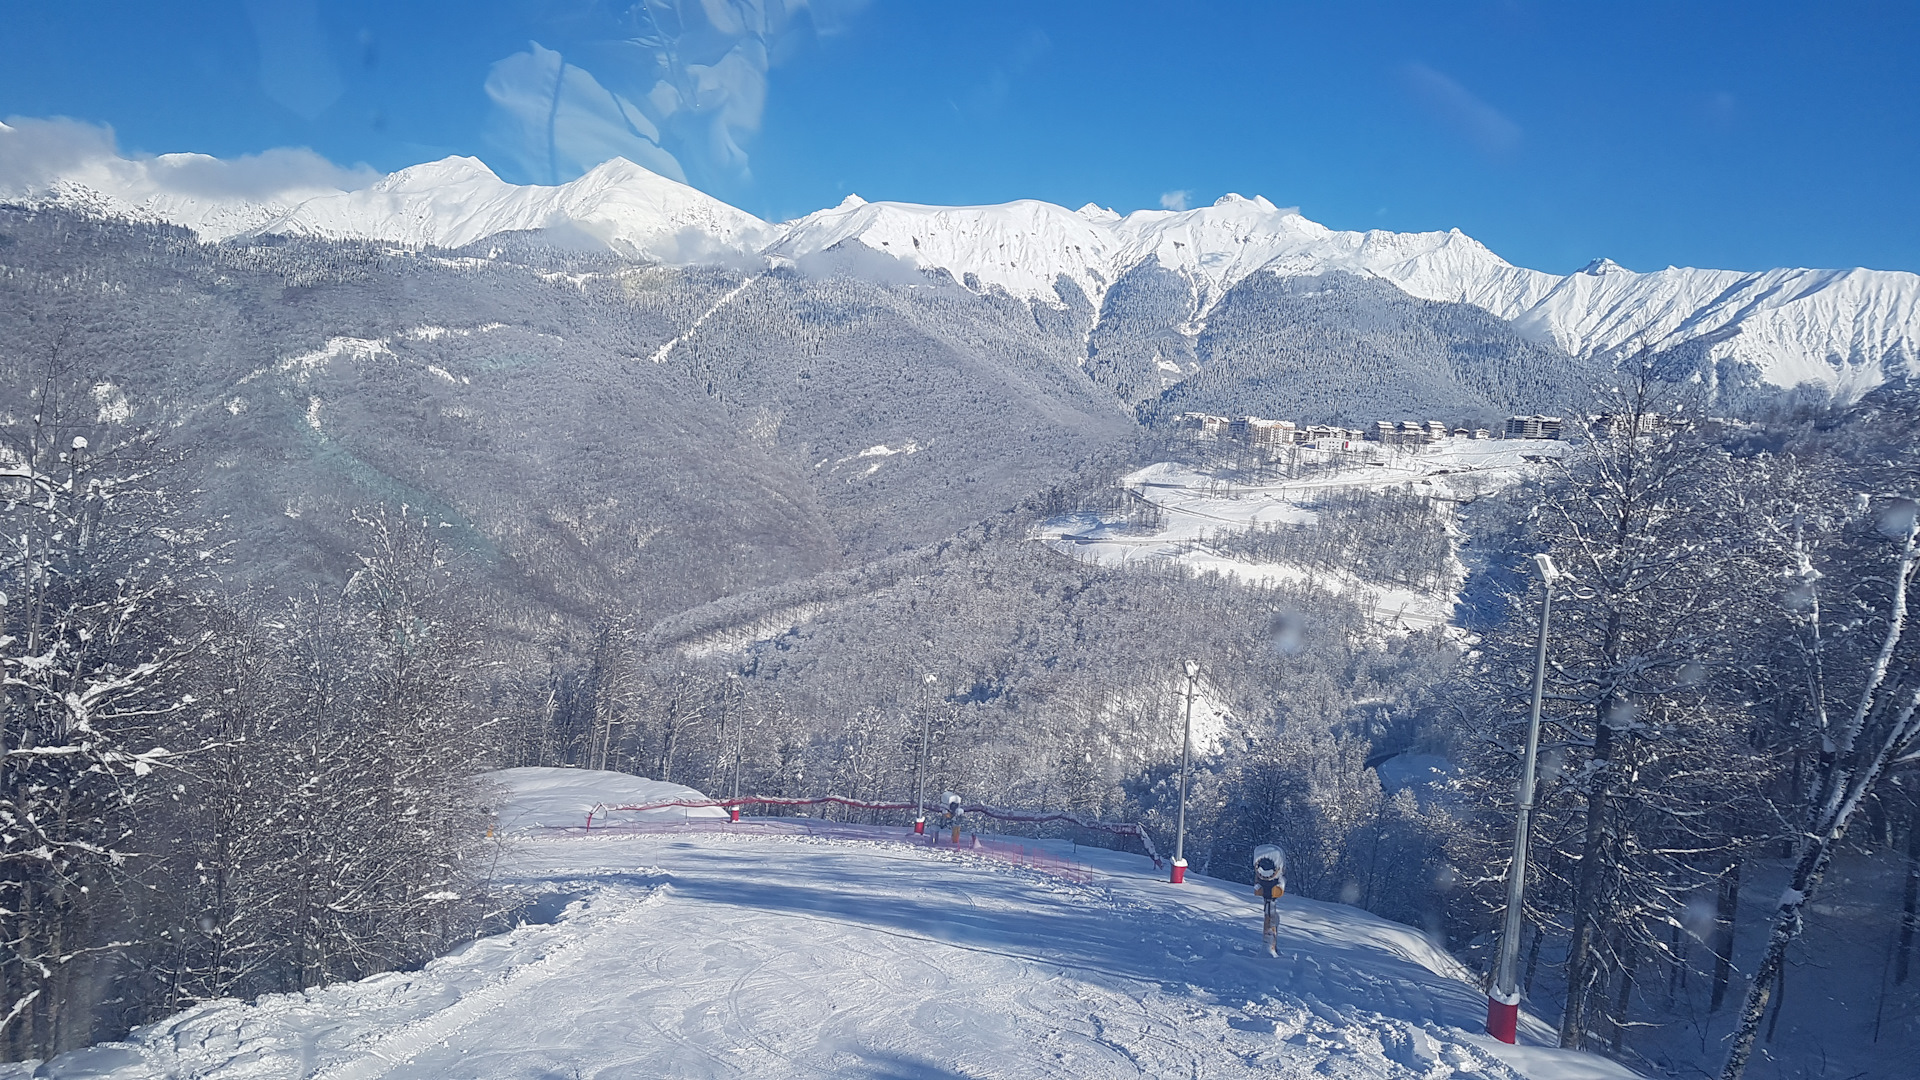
[1076,202,1121,224]
[1212,193,1279,211]
[836,193,867,209]
[577,157,668,185]
[1579,257,1631,276]
[375,156,501,194]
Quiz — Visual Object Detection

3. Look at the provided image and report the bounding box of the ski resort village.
[4,9,1920,1080]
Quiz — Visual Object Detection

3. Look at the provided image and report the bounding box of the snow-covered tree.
[1,343,199,1058]
[1718,407,1920,1078]
[1450,386,1777,1051]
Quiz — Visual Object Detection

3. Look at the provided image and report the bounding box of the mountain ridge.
[6,125,1914,400]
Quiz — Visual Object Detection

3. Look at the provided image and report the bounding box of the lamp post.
[1172,659,1200,884]
[724,673,743,802]
[1487,553,1559,1043]
[914,673,935,835]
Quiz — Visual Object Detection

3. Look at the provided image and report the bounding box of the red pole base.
[728,806,740,823]
[914,817,925,835]
[1485,995,1519,1044]
[1170,859,1188,884]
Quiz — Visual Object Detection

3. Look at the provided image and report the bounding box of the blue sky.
[3,1,1916,275]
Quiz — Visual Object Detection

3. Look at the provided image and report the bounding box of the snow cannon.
[943,792,963,843]
[1253,845,1286,898]
[728,805,740,823]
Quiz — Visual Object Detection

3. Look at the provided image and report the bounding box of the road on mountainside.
[23,825,1638,1080]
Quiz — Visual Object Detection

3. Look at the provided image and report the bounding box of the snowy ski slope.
[16,771,1636,1080]
[1037,439,1561,633]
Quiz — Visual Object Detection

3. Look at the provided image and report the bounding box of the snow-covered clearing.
[1037,439,1564,633]
[19,770,1636,1080]
[487,766,730,831]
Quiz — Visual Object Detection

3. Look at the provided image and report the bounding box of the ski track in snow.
[648,274,762,365]
[21,824,1639,1080]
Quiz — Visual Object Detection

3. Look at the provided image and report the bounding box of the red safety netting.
[566,817,1098,883]
[581,794,1162,867]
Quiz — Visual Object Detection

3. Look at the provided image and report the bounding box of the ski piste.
[11,769,1640,1080]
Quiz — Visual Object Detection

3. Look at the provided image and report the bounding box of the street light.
[914,672,935,835]
[1487,553,1559,1043]
[1172,659,1200,884]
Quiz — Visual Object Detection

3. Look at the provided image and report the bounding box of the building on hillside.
[1425,421,1450,441]
[1472,428,1491,440]
[1505,415,1564,440]
[1589,411,1682,438]
[1304,424,1359,447]
[1182,412,1232,438]
[1379,421,1433,447]
[1244,418,1298,449]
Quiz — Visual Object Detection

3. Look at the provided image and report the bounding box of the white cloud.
[1401,62,1522,156]
[1159,190,1191,211]
[0,116,379,201]
[0,116,117,191]
[0,116,381,241]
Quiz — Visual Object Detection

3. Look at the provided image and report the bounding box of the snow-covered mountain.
[0,122,774,263]
[776,192,1919,396]
[762,193,1122,303]
[11,129,1916,398]
[265,156,778,262]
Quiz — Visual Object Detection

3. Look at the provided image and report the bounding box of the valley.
[3,143,1917,1080]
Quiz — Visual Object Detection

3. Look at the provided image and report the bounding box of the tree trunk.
[1559,715,1618,1048]
[1525,921,1545,995]
[1711,859,1742,1012]
[1667,920,1686,1004]
[1719,838,1830,1080]
[1898,800,1920,986]
[1764,961,1786,1043]
[1611,947,1638,1055]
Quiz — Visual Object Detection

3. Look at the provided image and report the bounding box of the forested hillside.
[5,207,1918,1079]
[1149,271,1603,428]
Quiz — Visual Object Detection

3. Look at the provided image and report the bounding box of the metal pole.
[1488,554,1558,1042]
[1172,660,1198,883]
[914,705,930,831]
[728,676,742,801]
[917,672,940,834]
[730,722,742,801]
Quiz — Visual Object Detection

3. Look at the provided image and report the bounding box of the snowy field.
[487,766,731,832]
[16,771,1637,1080]
[1036,438,1564,632]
